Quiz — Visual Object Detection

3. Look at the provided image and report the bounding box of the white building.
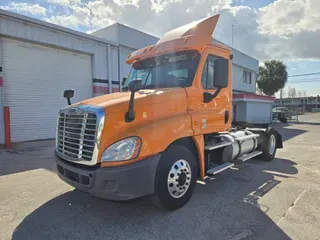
[0,9,272,145]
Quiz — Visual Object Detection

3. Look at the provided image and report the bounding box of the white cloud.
[0,2,47,16]
[46,5,90,28]
[259,0,320,37]
[87,0,115,29]
[1,0,320,61]
[46,0,81,6]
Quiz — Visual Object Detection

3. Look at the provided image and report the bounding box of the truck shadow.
[0,140,56,177]
[12,157,297,240]
[271,123,307,142]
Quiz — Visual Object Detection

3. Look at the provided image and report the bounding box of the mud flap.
[249,127,283,149]
[275,131,283,149]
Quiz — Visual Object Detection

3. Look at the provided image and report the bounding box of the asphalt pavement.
[1,113,320,240]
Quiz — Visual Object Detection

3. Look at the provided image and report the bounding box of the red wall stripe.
[233,93,274,101]
[93,86,109,94]
[93,86,121,94]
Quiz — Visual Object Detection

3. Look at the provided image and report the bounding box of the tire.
[280,117,288,123]
[257,128,277,161]
[152,145,197,211]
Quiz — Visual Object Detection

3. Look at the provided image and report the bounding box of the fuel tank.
[221,131,258,162]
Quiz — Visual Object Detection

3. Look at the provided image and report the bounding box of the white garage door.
[2,38,93,142]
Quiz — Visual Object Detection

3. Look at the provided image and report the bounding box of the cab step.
[237,150,262,162]
[207,162,234,175]
[205,141,232,150]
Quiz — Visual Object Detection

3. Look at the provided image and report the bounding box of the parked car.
[272,107,291,123]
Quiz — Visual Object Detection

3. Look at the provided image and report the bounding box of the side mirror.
[64,89,74,105]
[214,59,229,88]
[128,79,142,92]
[122,77,127,86]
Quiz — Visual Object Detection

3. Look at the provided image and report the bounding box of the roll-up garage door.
[2,38,92,142]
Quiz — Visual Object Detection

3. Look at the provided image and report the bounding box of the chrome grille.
[57,111,97,161]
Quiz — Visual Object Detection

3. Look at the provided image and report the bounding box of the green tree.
[257,60,288,96]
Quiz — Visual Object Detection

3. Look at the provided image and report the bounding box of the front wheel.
[152,145,197,210]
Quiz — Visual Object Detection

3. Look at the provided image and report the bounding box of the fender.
[99,98,194,167]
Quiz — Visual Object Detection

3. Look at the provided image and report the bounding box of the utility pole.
[280,88,283,106]
[232,24,234,48]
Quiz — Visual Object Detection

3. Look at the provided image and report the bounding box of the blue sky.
[1,0,320,96]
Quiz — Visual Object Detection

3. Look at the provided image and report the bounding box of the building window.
[243,70,252,84]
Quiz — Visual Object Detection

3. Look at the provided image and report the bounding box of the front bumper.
[55,153,161,201]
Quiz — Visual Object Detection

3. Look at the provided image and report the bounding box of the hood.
[75,88,187,113]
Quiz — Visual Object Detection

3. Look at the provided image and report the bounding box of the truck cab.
[55,14,282,210]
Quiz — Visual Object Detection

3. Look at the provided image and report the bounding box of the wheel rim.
[167,159,192,199]
[269,134,276,155]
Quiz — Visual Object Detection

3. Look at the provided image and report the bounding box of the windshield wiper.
[142,67,153,88]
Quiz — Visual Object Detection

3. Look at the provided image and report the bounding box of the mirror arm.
[203,88,221,103]
[125,91,136,122]
[67,98,71,106]
[211,88,221,99]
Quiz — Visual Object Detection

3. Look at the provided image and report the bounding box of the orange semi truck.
[55,15,283,210]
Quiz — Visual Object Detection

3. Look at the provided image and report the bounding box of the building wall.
[117,24,159,49]
[110,46,120,90]
[275,97,320,106]
[92,24,118,43]
[246,102,272,124]
[274,96,320,112]
[91,23,159,50]
[0,12,115,81]
[232,48,259,73]
[234,102,247,122]
[234,101,272,124]
[91,23,159,92]
[232,64,256,93]
[0,9,120,144]
[214,39,258,94]
[120,45,135,79]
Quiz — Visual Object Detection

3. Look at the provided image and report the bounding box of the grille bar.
[57,130,96,137]
[60,139,94,148]
[56,110,97,161]
[58,135,95,143]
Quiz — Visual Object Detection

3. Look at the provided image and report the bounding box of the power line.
[258,72,320,80]
[289,79,320,83]
[288,72,320,78]
[258,72,320,81]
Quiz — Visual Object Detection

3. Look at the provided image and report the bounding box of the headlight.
[101,137,141,162]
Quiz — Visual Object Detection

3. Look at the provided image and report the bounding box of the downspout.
[107,44,112,94]
[116,24,122,92]
[118,45,121,92]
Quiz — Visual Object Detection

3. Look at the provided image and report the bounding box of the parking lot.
[1,113,320,240]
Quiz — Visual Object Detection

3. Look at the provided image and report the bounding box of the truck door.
[187,50,232,135]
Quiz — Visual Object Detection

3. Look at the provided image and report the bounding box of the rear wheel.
[152,145,197,210]
[257,128,277,161]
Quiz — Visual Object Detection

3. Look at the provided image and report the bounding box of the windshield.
[123,50,200,90]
